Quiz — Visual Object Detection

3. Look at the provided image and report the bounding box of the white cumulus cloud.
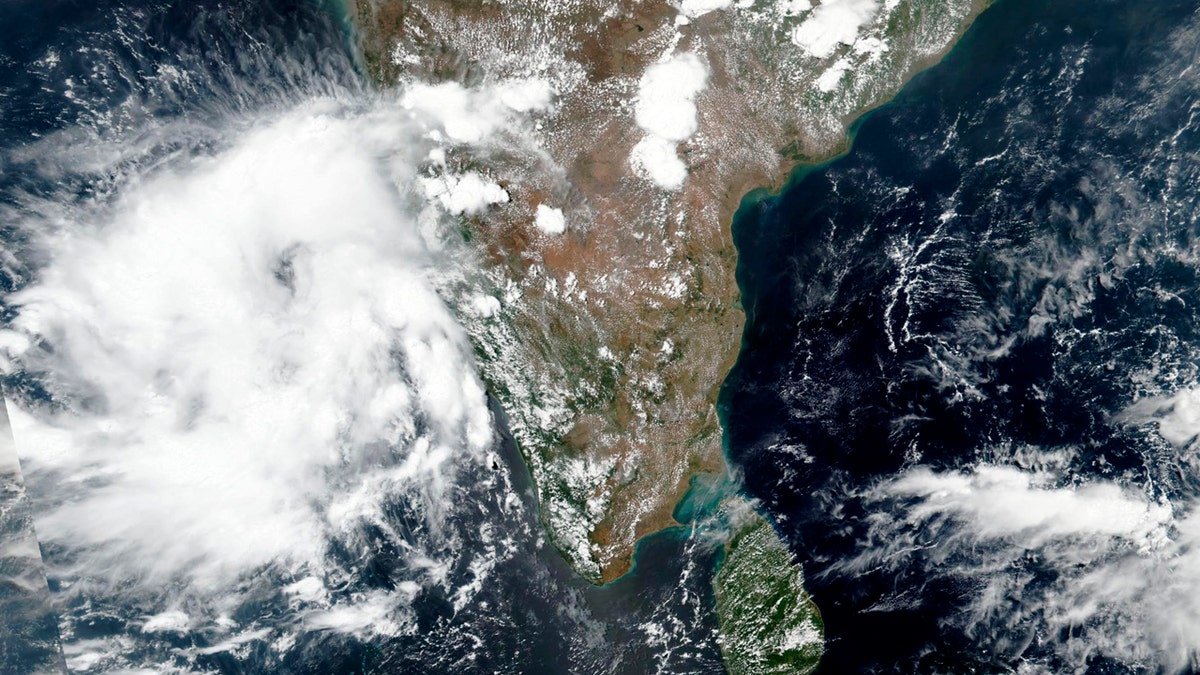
[790,0,881,60]
[634,52,709,143]
[534,203,567,235]
[630,52,709,190]
[630,136,689,191]
[815,57,852,92]
[402,77,553,144]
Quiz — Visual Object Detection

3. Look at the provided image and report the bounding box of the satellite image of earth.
[3,0,1200,672]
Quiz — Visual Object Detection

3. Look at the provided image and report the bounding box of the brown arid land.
[352,0,993,583]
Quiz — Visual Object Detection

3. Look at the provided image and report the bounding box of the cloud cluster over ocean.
[0,72,566,664]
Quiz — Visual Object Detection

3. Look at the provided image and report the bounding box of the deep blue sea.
[725,0,1200,671]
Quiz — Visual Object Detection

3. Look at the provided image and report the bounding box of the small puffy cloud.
[853,35,889,58]
[630,136,688,191]
[470,294,501,318]
[815,57,851,92]
[1122,386,1200,448]
[143,611,191,634]
[775,0,813,15]
[534,204,566,235]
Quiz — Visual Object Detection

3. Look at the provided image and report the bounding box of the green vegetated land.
[715,515,824,675]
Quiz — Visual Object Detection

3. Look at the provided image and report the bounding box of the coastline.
[347,0,1001,588]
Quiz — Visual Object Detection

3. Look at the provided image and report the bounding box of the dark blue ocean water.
[724,0,1200,671]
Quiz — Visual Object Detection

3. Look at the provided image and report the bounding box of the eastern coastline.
[346,0,1001,593]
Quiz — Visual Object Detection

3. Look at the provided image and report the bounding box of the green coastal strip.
[715,514,823,675]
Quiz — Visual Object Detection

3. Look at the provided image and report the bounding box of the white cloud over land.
[630,135,690,192]
[629,52,709,191]
[790,0,881,59]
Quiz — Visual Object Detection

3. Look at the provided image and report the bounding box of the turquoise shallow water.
[672,471,736,524]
